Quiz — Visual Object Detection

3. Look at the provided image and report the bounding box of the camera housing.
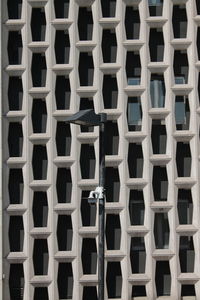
[87,186,104,205]
[88,190,98,205]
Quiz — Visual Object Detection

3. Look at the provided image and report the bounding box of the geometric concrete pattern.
[1,0,200,299]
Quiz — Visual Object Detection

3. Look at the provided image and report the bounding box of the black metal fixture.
[66,109,107,300]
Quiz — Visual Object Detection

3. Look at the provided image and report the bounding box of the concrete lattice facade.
[2,0,200,299]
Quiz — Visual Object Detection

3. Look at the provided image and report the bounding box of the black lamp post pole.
[98,114,106,300]
[65,110,107,300]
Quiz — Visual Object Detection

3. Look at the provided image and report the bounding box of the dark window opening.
[153,166,168,201]
[177,189,193,225]
[129,190,145,226]
[132,285,146,298]
[127,97,142,131]
[148,0,163,17]
[155,261,171,296]
[80,144,95,179]
[8,76,23,110]
[181,285,196,297]
[56,122,71,156]
[128,143,143,178]
[174,50,188,84]
[197,0,200,15]
[31,8,46,41]
[32,145,48,180]
[101,0,116,17]
[130,237,146,273]
[32,99,47,133]
[9,216,24,252]
[102,29,117,63]
[57,263,73,299]
[55,30,70,64]
[151,119,167,154]
[55,76,71,110]
[149,28,164,62]
[197,27,200,60]
[125,6,140,40]
[103,75,118,109]
[9,264,24,300]
[32,192,48,227]
[78,7,93,41]
[179,236,194,273]
[175,96,190,130]
[54,0,70,18]
[106,262,122,298]
[7,0,22,19]
[104,121,119,155]
[31,53,47,87]
[8,122,23,157]
[9,169,23,204]
[8,31,22,65]
[105,167,120,202]
[80,98,94,111]
[126,51,141,85]
[83,287,97,300]
[150,74,165,108]
[79,52,94,86]
[172,5,187,38]
[81,238,97,274]
[106,214,121,250]
[33,239,49,275]
[154,213,169,249]
[34,288,49,300]
[57,215,72,251]
[176,142,191,177]
[56,168,72,203]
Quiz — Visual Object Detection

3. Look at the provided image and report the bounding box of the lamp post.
[65,109,107,300]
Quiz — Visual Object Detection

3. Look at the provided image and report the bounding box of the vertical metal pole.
[98,119,105,300]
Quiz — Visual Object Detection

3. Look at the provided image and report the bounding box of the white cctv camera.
[88,190,98,205]
[88,186,104,205]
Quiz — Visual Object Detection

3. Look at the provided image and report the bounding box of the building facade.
[1,0,200,299]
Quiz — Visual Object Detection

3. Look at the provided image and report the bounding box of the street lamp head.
[65,109,107,127]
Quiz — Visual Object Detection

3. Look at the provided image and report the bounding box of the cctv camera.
[88,190,98,205]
